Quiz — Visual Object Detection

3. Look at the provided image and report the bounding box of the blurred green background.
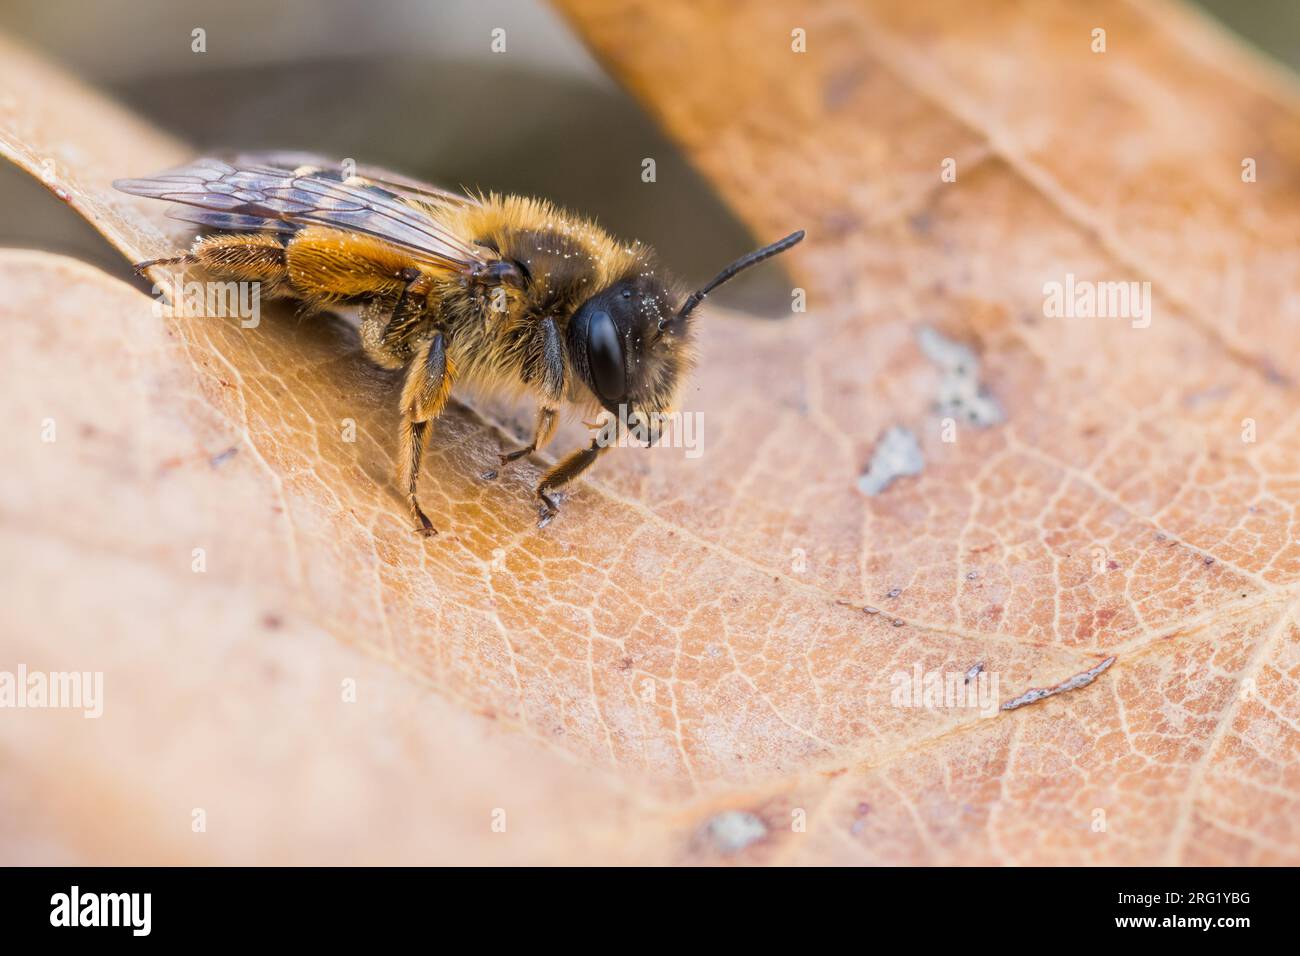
[1198,0,1300,73]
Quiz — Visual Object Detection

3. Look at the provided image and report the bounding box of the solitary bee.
[116,153,803,534]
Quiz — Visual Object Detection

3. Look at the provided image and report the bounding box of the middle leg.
[359,268,433,369]
[397,330,455,536]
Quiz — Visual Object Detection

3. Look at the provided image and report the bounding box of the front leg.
[488,406,558,477]
[534,440,608,528]
[490,315,565,474]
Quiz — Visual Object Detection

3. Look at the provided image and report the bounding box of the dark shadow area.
[0,164,139,284]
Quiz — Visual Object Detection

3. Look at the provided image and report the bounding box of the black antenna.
[661,230,805,330]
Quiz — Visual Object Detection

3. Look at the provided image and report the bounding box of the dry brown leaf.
[1,0,1298,865]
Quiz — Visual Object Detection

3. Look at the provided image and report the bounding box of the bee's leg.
[360,269,431,369]
[135,234,294,299]
[397,330,454,536]
[399,419,434,535]
[534,440,607,528]
[132,254,197,277]
[486,406,558,480]
[385,268,433,340]
[491,317,565,474]
[359,301,405,369]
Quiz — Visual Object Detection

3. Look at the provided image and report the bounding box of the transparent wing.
[230,151,478,209]
[114,156,489,272]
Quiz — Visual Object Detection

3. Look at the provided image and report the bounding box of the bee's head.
[568,271,688,421]
[568,230,805,422]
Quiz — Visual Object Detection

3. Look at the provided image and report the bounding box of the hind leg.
[134,233,293,299]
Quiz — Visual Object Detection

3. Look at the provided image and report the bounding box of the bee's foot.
[499,445,535,467]
[536,492,560,529]
[132,255,192,277]
[411,506,437,537]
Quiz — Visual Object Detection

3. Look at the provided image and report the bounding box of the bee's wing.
[114,157,489,272]
[229,151,479,210]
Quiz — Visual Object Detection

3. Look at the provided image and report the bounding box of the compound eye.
[586,309,626,402]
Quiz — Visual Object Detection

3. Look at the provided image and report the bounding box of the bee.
[115,153,803,535]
